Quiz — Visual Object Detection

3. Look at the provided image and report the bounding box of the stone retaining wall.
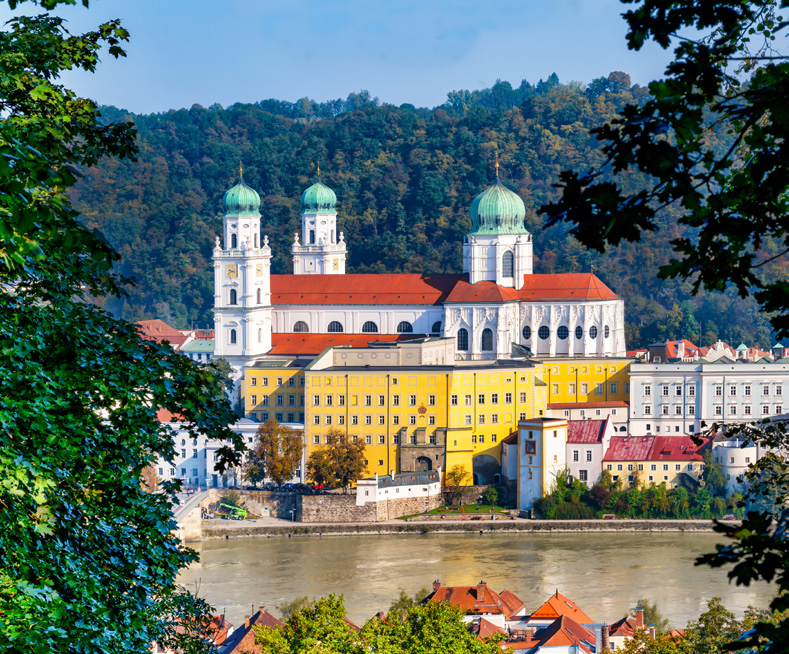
[299,492,442,523]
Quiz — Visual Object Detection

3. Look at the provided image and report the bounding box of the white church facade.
[213,172,627,372]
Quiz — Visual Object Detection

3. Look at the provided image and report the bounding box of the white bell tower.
[213,172,272,376]
[292,176,347,274]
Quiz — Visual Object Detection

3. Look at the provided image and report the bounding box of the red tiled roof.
[156,408,185,423]
[533,615,595,653]
[269,333,420,356]
[567,419,608,444]
[222,608,282,654]
[429,582,525,619]
[269,272,619,306]
[502,430,519,445]
[610,614,642,638]
[530,591,593,623]
[549,401,629,410]
[604,436,654,461]
[648,436,709,462]
[471,617,507,641]
[136,319,190,350]
[663,339,700,358]
[270,274,463,305]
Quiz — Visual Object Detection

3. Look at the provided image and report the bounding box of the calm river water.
[178,532,773,629]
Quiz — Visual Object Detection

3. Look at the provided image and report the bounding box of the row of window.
[251,411,303,423]
[311,320,442,334]
[310,412,508,427]
[249,394,303,407]
[249,376,303,387]
[643,404,783,417]
[551,382,622,395]
[227,288,266,305]
[644,383,783,397]
[523,324,611,341]
[311,391,527,407]
[607,462,704,472]
[310,433,498,445]
[457,327,493,352]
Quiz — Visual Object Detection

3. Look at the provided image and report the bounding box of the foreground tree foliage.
[254,594,505,654]
[244,419,304,486]
[542,1,789,651]
[305,428,367,491]
[0,2,242,652]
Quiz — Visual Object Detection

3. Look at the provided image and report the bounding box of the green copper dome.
[468,180,528,235]
[222,178,260,216]
[301,181,337,214]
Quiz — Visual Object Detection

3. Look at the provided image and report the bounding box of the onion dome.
[468,180,528,235]
[301,180,337,214]
[222,178,260,216]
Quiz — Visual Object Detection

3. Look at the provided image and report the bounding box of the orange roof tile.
[533,615,595,653]
[530,591,593,623]
[429,582,525,619]
[136,319,190,350]
[471,617,507,641]
[603,436,654,461]
[268,272,619,306]
[156,408,185,423]
[222,608,282,654]
[567,419,608,444]
[268,333,420,356]
[270,274,462,305]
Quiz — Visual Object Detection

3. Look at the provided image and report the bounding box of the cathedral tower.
[462,175,532,289]
[213,174,272,375]
[292,177,347,274]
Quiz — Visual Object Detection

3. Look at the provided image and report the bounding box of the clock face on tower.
[227,264,238,278]
[332,259,338,270]
[256,264,263,277]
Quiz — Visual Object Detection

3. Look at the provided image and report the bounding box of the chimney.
[676,341,684,359]
[636,607,644,629]
[432,579,441,592]
[649,625,656,639]
[601,624,610,651]
[244,615,250,630]
[477,580,487,599]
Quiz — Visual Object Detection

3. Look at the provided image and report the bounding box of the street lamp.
[290,508,296,522]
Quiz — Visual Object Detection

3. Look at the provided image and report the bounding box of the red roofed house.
[527,590,594,627]
[526,615,597,654]
[220,606,282,654]
[565,417,617,487]
[211,173,627,377]
[603,436,655,486]
[427,580,527,628]
[546,401,629,431]
[646,435,709,490]
[136,319,190,351]
[609,606,652,650]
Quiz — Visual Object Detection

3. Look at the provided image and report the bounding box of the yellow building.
[540,357,634,404]
[242,360,305,425]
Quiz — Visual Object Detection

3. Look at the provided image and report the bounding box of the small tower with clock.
[213,172,272,375]
[291,175,347,274]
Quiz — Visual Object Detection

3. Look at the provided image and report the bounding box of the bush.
[482,487,499,506]
[552,501,596,520]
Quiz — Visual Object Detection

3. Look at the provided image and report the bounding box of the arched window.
[557,326,569,340]
[502,251,514,278]
[397,321,413,333]
[457,328,469,351]
[522,325,532,340]
[481,328,493,351]
[256,288,262,304]
[293,321,309,333]
[229,329,237,345]
[362,321,378,333]
[309,230,315,245]
[590,326,598,339]
[231,233,237,249]
[229,289,237,305]
[575,326,583,340]
[431,321,442,334]
[331,230,335,244]
[327,321,343,333]
[604,325,610,338]
[254,234,258,248]
[538,325,550,340]
[258,328,262,343]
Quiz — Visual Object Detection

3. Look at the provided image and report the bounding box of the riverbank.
[200,517,721,540]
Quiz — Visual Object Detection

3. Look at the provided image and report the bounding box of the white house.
[565,417,616,486]
[355,469,441,506]
[516,417,568,510]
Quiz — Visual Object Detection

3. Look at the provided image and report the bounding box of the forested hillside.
[70,73,777,348]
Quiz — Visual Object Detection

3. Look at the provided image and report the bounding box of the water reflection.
[178,532,773,628]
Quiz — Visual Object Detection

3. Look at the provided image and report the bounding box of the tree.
[633,598,672,636]
[443,464,472,507]
[244,419,304,486]
[276,596,313,621]
[542,1,789,338]
[0,3,242,652]
[305,428,366,492]
[541,2,789,649]
[700,449,727,497]
[388,587,430,619]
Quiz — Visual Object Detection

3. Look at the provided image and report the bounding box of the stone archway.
[415,456,433,471]
[473,455,499,485]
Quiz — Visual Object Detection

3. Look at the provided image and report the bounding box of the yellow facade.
[240,356,549,483]
[541,357,633,404]
[603,459,704,489]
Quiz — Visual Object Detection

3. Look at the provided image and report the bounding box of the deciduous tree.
[443,464,472,507]
[244,419,303,486]
[305,428,367,491]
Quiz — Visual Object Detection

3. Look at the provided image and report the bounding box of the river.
[178,532,773,629]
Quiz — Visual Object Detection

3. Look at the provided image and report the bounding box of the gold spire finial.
[495,151,500,180]
[317,163,321,178]
[239,162,243,179]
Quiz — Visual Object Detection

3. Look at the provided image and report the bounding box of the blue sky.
[4,0,674,114]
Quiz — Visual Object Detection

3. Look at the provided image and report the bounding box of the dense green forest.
[71,72,780,348]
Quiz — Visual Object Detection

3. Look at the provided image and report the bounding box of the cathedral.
[212,173,626,375]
